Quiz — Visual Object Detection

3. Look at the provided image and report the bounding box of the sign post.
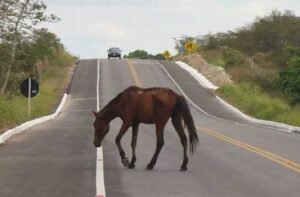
[28,78,31,119]
[20,78,39,119]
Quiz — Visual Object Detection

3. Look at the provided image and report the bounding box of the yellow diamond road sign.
[184,41,194,52]
[162,50,171,59]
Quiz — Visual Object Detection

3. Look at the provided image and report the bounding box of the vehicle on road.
[107,47,122,59]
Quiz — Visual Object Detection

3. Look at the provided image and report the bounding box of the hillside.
[177,52,300,126]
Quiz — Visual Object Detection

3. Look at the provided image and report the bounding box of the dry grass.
[0,56,75,134]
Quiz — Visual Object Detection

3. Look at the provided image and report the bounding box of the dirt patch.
[175,54,233,87]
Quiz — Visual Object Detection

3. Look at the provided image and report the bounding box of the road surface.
[0,58,299,197]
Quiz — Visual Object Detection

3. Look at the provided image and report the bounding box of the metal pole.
[28,78,31,119]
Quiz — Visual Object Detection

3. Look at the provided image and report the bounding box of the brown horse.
[92,86,198,171]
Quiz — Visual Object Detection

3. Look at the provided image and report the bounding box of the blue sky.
[43,0,300,58]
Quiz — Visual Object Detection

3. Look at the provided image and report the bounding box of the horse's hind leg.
[172,114,188,171]
[116,123,130,167]
[146,122,167,170]
[128,123,139,169]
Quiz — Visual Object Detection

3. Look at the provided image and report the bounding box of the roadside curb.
[216,95,300,133]
[0,93,68,144]
[176,61,219,90]
[174,61,300,134]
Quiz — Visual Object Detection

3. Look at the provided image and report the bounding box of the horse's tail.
[176,96,199,154]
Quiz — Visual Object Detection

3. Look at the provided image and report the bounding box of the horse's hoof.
[127,163,135,169]
[180,166,187,171]
[122,158,129,167]
[146,164,154,170]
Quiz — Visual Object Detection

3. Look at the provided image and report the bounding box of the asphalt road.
[0,59,97,196]
[0,58,299,197]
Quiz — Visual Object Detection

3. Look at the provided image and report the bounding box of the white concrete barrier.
[175,61,300,133]
[0,93,68,144]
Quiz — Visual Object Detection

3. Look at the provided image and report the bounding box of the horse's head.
[92,111,110,147]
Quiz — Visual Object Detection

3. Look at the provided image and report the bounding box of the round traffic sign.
[20,78,39,98]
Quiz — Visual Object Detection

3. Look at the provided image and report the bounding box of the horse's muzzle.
[93,141,102,148]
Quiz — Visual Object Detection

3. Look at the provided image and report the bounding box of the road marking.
[96,59,106,197]
[156,62,215,118]
[72,97,97,101]
[126,59,142,87]
[128,60,300,174]
[129,60,156,65]
[200,127,300,173]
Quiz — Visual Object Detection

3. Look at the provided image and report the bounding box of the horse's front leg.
[115,123,130,167]
[128,123,139,169]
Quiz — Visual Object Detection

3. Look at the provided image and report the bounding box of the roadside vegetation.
[124,49,165,60]
[176,10,300,126]
[0,0,75,133]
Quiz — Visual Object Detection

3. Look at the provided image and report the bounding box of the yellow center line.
[127,59,300,174]
[200,127,300,173]
[126,59,142,87]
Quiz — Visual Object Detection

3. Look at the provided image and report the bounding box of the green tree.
[0,0,59,93]
[125,50,165,60]
[125,50,149,59]
[278,58,300,104]
[153,53,165,60]
[197,10,300,67]
[27,28,61,65]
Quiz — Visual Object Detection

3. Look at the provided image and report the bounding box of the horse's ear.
[92,111,98,117]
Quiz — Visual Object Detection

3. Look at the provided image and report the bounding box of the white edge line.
[96,58,106,197]
[170,61,300,133]
[157,62,220,120]
[0,93,68,144]
[0,60,107,196]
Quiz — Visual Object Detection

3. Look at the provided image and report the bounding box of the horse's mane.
[100,91,123,115]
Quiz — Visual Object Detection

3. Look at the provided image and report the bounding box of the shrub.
[278,58,300,104]
[223,48,245,67]
[217,83,300,126]
[126,50,148,59]
[201,49,225,67]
